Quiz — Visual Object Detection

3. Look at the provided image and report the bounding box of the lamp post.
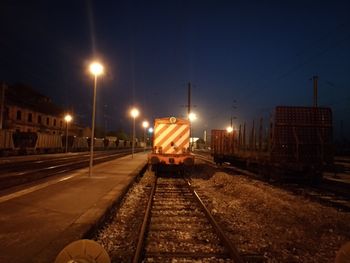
[142,121,149,151]
[148,127,154,148]
[188,112,197,151]
[130,108,140,158]
[64,114,72,153]
[89,61,104,177]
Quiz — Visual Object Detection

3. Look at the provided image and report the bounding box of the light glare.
[142,121,149,128]
[226,126,233,133]
[189,112,197,122]
[89,62,104,76]
[130,108,140,118]
[64,114,72,122]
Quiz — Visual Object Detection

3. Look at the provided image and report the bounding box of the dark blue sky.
[1,0,350,139]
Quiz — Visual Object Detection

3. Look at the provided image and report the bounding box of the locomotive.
[148,117,194,174]
[0,130,141,156]
[211,106,333,181]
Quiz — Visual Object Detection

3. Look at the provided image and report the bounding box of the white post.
[89,75,97,177]
[65,122,69,153]
[132,117,135,158]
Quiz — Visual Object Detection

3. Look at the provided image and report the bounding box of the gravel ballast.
[192,164,350,263]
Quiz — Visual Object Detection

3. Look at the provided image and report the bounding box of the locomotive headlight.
[169,117,177,124]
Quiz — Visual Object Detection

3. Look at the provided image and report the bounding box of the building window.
[38,115,42,124]
[53,119,56,126]
[28,113,33,122]
[16,110,22,120]
[60,121,63,127]
[46,117,50,125]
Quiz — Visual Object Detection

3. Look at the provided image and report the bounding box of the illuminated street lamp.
[148,127,154,148]
[226,126,233,133]
[130,108,140,158]
[64,114,72,153]
[89,61,104,177]
[142,121,149,151]
[188,112,197,122]
[188,112,197,151]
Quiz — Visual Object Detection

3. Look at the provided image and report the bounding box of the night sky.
[1,1,350,139]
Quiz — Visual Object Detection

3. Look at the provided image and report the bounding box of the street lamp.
[142,121,149,151]
[130,108,140,158]
[89,61,104,177]
[64,114,72,153]
[226,126,233,133]
[148,127,154,148]
[188,112,197,151]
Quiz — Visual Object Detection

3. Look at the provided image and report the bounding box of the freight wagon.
[12,132,63,154]
[0,130,139,156]
[149,117,194,174]
[0,130,15,155]
[211,106,333,181]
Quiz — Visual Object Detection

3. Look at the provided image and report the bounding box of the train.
[148,116,194,174]
[211,106,333,182]
[0,130,145,156]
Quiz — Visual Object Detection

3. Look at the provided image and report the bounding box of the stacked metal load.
[272,106,333,165]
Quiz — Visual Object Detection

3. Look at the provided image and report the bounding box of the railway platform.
[0,152,148,263]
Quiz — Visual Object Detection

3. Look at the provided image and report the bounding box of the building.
[1,83,68,135]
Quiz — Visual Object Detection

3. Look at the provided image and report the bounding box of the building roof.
[5,83,64,116]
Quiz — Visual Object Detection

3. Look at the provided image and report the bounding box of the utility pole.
[187,82,192,151]
[230,100,237,128]
[313,75,318,107]
[0,83,6,129]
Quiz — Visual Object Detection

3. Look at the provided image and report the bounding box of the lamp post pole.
[88,61,103,177]
[132,116,136,158]
[130,108,139,159]
[188,112,197,152]
[89,75,97,177]
[142,121,149,152]
[65,122,69,153]
[64,114,72,153]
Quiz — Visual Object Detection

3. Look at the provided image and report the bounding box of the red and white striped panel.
[154,122,190,154]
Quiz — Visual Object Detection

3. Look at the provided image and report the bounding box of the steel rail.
[197,153,350,212]
[132,174,157,263]
[186,179,244,263]
[0,150,142,191]
[132,175,244,263]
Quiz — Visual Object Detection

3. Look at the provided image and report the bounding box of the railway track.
[132,175,244,263]
[195,153,350,213]
[0,149,142,190]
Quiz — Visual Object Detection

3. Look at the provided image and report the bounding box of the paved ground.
[0,152,147,263]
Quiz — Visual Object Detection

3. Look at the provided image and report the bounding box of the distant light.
[89,62,104,76]
[64,114,72,123]
[189,112,197,122]
[142,121,149,128]
[130,108,140,118]
[148,127,154,133]
[226,126,233,133]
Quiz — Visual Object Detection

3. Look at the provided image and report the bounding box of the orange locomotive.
[148,117,194,173]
